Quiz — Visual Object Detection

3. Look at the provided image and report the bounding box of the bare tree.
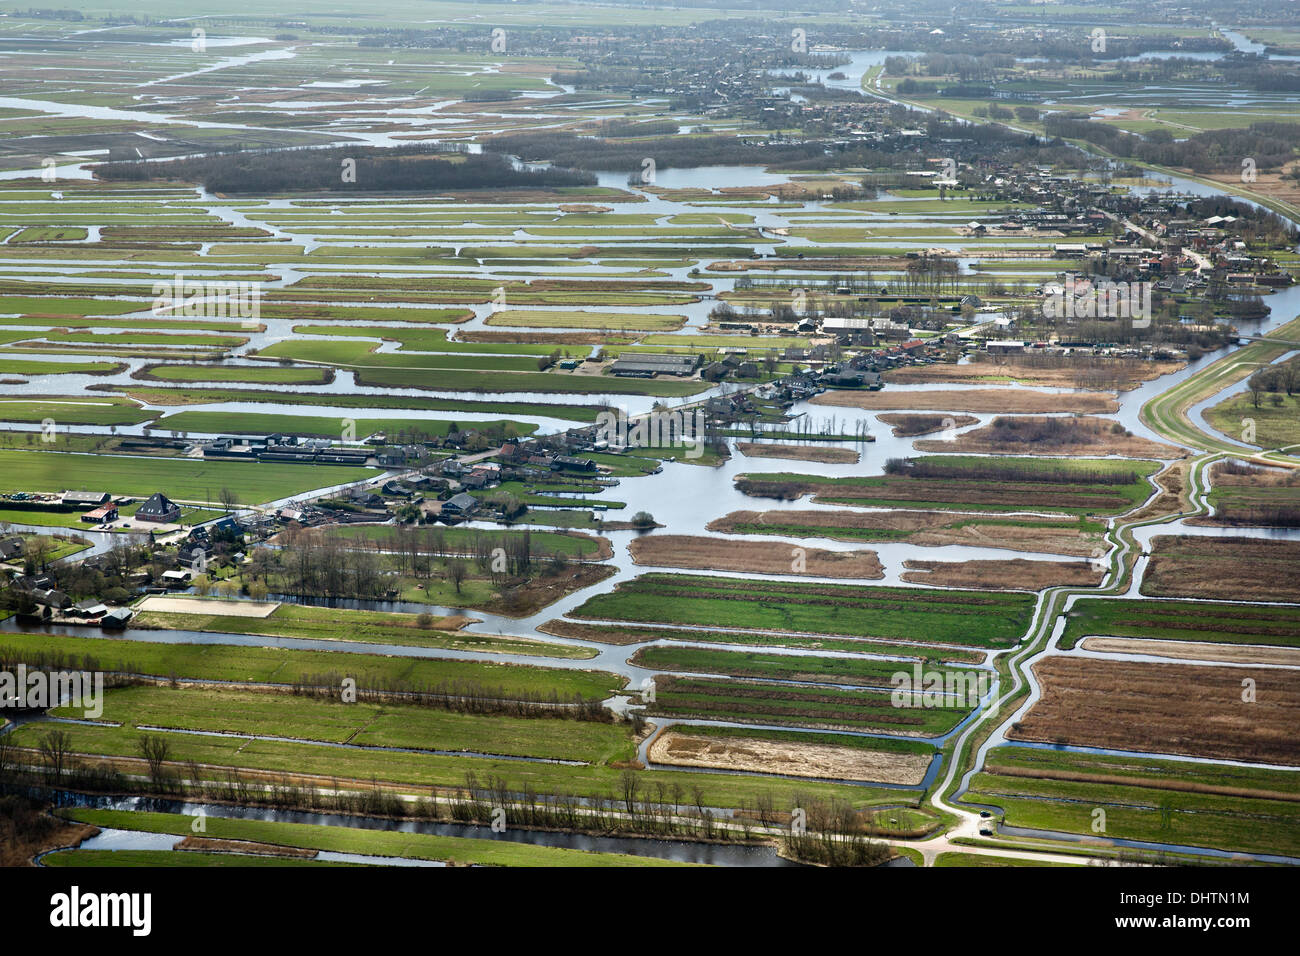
[38,729,72,780]
[137,734,171,785]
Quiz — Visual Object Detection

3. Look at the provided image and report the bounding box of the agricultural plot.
[1013,656,1300,765]
[1141,535,1300,602]
[733,457,1159,515]
[1059,598,1300,650]
[569,573,1037,647]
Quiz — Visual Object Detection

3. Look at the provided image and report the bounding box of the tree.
[38,729,72,780]
[630,511,656,530]
[23,536,56,573]
[137,734,171,785]
[447,558,468,594]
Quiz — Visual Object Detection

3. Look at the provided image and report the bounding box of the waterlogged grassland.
[57,811,694,868]
[1059,598,1300,650]
[571,573,1036,647]
[0,448,377,505]
[131,601,593,659]
[54,685,634,764]
[0,632,620,699]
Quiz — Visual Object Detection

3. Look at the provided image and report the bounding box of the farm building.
[610,353,700,377]
[82,504,118,524]
[136,493,181,523]
[61,490,110,508]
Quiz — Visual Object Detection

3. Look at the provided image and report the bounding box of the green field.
[54,685,633,764]
[1059,598,1300,650]
[155,410,534,439]
[0,448,377,505]
[141,364,333,385]
[325,524,606,559]
[133,600,594,659]
[57,810,694,867]
[571,573,1037,647]
[649,673,967,735]
[44,850,358,868]
[0,630,618,699]
[0,397,153,426]
[631,644,976,689]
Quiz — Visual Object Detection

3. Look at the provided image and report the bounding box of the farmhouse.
[440,493,479,518]
[136,493,181,523]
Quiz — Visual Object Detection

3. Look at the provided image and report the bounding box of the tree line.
[97,146,595,193]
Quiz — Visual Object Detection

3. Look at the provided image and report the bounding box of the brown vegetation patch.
[1187,459,1300,528]
[812,388,1119,415]
[1012,656,1300,765]
[1079,637,1300,667]
[708,508,1099,556]
[736,469,1139,513]
[901,558,1102,590]
[877,413,978,437]
[649,731,931,784]
[735,441,859,464]
[628,534,882,578]
[883,356,1183,391]
[0,799,96,867]
[914,415,1184,459]
[1141,535,1300,602]
[1126,459,1190,524]
[176,836,317,858]
[483,562,618,617]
